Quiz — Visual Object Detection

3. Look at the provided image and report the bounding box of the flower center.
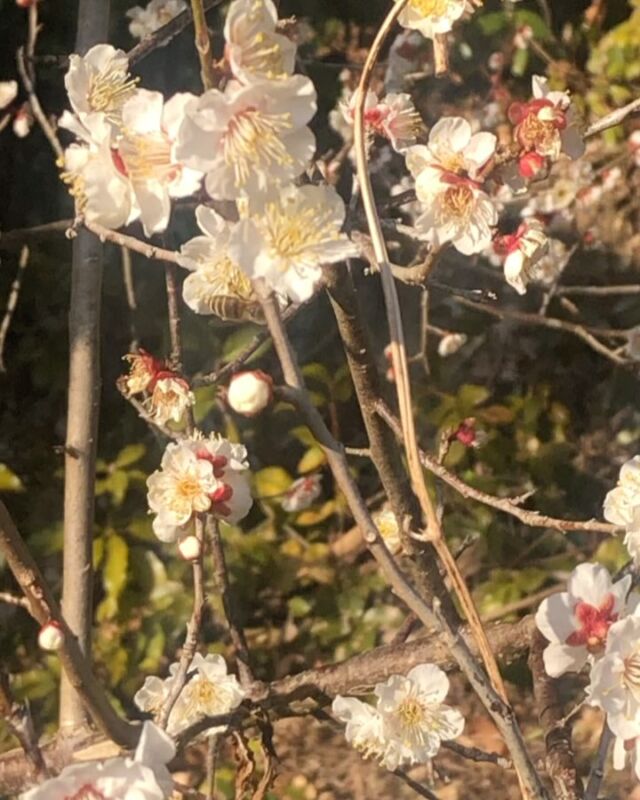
[175,476,206,504]
[565,594,618,653]
[409,0,449,16]
[64,785,107,800]
[87,68,138,122]
[263,202,339,267]
[517,114,559,154]
[119,132,179,184]
[223,108,293,188]
[396,697,427,730]
[624,651,640,703]
[441,183,474,221]
[241,31,288,80]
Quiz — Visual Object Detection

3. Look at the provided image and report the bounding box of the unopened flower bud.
[227,370,273,416]
[16,0,37,7]
[281,475,322,513]
[13,105,32,138]
[38,620,64,651]
[454,418,478,448]
[438,333,467,358]
[518,151,547,179]
[178,535,201,561]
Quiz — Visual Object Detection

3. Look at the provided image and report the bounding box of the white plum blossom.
[588,615,640,732]
[60,111,139,229]
[176,76,317,200]
[406,118,498,255]
[117,89,203,235]
[281,475,322,513]
[331,696,385,761]
[398,0,467,40]
[535,563,633,678]
[373,507,403,555]
[494,219,550,295]
[231,184,358,303]
[407,117,496,180]
[604,456,640,567]
[227,371,273,416]
[147,441,218,542]
[147,435,253,542]
[224,0,296,84]
[65,44,137,128]
[21,722,175,800]
[0,80,18,111]
[127,0,187,40]
[135,654,245,737]
[178,205,257,317]
[332,88,424,153]
[375,664,463,769]
[147,376,195,426]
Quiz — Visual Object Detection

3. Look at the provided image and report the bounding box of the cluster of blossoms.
[332,663,464,770]
[135,653,244,737]
[120,349,194,426]
[21,721,175,799]
[147,434,252,545]
[535,459,640,785]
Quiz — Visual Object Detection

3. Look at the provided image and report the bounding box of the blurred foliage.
[2,0,640,796]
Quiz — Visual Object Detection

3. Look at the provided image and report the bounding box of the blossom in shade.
[0,80,18,111]
[281,474,322,513]
[178,205,258,319]
[175,76,317,200]
[121,350,166,395]
[116,89,203,235]
[398,0,467,40]
[21,721,175,800]
[374,664,464,770]
[127,0,187,40]
[331,696,385,761]
[588,615,640,731]
[59,111,139,229]
[12,104,32,138]
[231,184,358,303]
[120,350,194,426]
[135,654,245,737]
[493,219,549,295]
[535,563,633,678]
[65,44,138,129]
[224,0,296,84]
[437,332,467,358]
[227,371,273,416]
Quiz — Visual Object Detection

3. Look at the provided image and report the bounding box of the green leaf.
[254,466,292,499]
[511,46,530,78]
[297,446,326,474]
[0,464,24,492]
[98,533,129,621]
[115,444,146,468]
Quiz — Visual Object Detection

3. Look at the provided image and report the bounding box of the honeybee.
[206,294,266,324]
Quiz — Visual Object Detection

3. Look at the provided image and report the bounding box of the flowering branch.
[257,288,547,800]
[353,0,511,723]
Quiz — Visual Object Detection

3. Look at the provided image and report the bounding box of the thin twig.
[586,96,640,138]
[376,401,617,536]
[0,591,30,609]
[207,517,255,687]
[584,723,613,800]
[0,670,49,781]
[121,246,139,350]
[0,245,29,372]
[257,289,548,800]
[0,500,139,747]
[393,769,440,800]
[82,219,181,263]
[443,740,511,769]
[352,0,511,717]
[190,0,217,90]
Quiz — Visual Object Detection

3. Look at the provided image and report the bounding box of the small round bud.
[38,620,64,652]
[438,333,467,358]
[518,152,547,180]
[178,535,201,561]
[227,370,273,417]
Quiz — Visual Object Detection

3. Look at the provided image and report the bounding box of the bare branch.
[585,96,640,138]
[0,500,139,747]
[0,245,29,372]
[190,0,217,90]
[584,723,613,800]
[0,670,49,781]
